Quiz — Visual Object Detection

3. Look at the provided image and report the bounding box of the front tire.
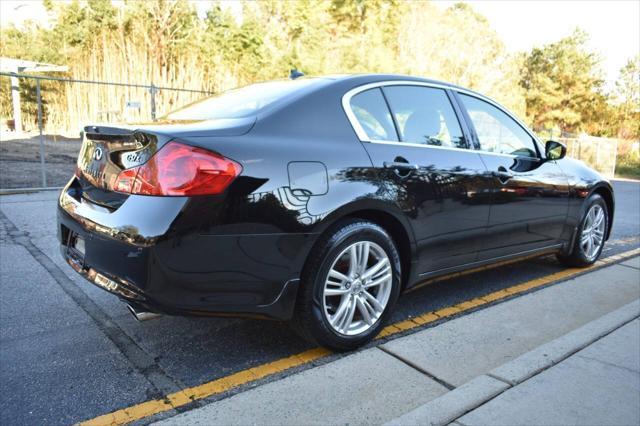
[294,219,401,351]
[557,194,608,267]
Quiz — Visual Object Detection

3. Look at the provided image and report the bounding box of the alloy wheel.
[581,204,606,261]
[322,241,393,336]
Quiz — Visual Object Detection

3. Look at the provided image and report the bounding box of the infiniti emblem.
[93,147,103,161]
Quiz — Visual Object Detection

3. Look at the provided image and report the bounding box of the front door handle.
[493,166,513,183]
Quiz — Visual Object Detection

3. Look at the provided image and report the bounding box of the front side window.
[382,86,466,148]
[459,94,538,158]
[349,88,398,141]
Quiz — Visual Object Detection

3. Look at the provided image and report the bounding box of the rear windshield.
[164,79,319,121]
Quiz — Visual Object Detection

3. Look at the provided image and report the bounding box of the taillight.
[113,141,242,196]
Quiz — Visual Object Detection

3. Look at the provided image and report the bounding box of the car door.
[346,84,493,275]
[454,92,570,260]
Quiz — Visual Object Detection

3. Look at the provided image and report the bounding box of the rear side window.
[164,79,319,120]
[382,86,466,148]
[349,88,398,141]
[459,93,538,158]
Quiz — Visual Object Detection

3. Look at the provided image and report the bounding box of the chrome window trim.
[363,139,477,155]
[341,80,544,160]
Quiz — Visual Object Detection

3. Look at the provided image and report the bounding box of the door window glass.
[349,88,398,141]
[459,94,538,158]
[382,86,466,148]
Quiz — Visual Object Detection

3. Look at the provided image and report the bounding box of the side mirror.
[545,140,566,161]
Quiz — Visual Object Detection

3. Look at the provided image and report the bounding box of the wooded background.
[0,0,638,141]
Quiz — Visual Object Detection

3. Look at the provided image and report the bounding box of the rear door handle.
[383,162,419,171]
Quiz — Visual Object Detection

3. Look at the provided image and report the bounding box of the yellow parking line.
[79,247,640,426]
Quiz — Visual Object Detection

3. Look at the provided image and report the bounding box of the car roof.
[298,73,474,96]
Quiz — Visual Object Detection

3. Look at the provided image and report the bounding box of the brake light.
[113,141,242,196]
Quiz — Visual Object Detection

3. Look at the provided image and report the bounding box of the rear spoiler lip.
[83,124,135,141]
[82,116,256,140]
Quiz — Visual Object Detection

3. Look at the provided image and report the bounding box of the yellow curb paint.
[480,290,509,302]
[410,312,440,325]
[79,249,640,426]
[376,324,402,338]
[433,305,463,317]
[80,348,330,426]
[455,298,486,310]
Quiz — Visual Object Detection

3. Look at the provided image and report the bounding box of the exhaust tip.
[127,303,161,322]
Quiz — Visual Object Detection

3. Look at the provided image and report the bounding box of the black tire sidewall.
[306,221,401,350]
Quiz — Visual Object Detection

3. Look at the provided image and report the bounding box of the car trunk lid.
[75,118,254,208]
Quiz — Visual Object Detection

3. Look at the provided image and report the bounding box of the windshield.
[164,79,319,121]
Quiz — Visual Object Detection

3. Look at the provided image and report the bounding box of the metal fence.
[0,72,213,190]
[559,137,618,178]
[535,128,619,178]
[0,74,624,190]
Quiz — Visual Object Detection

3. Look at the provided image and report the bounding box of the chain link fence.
[559,137,618,178]
[536,128,620,178]
[0,74,627,190]
[0,72,212,190]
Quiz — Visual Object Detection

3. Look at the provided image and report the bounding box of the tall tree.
[397,2,526,117]
[328,0,404,73]
[611,55,640,139]
[520,29,606,133]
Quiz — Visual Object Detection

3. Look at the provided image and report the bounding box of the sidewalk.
[454,318,639,426]
[156,257,640,425]
[390,302,639,426]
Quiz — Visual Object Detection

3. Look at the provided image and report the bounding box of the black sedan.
[57,74,614,351]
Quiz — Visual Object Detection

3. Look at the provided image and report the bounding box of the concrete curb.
[385,375,509,426]
[385,299,640,426]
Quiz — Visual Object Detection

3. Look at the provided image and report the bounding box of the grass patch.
[615,142,640,180]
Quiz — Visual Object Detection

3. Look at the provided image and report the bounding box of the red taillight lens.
[114,141,242,196]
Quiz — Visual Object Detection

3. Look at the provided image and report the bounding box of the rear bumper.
[57,178,314,320]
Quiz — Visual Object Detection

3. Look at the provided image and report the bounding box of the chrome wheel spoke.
[333,296,356,333]
[362,289,384,313]
[349,245,359,276]
[362,258,390,280]
[593,211,604,228]
[330,296,351,328]
[359,242,370,274]
[356,296,374,325]
[328,269,349,283]
[581,233,590,245]
[364,272,392,289]
[325,287,351,296]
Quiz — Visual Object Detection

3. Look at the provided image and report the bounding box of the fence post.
[36,78,47,187]
[595,139,601,174]
[10,75,22,133]
[149,84,157,121]
[612,139,618,177]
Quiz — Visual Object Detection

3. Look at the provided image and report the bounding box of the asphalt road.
[0,181,638,425]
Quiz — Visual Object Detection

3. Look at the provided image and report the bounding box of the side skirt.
[404,243,564,293]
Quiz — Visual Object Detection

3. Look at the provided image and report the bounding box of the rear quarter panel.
[163,80,397,281]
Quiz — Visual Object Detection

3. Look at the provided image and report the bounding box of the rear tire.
[293,219,401,351]
[557,194,608,267]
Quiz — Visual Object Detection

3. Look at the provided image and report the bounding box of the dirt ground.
[0,132,81,189]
